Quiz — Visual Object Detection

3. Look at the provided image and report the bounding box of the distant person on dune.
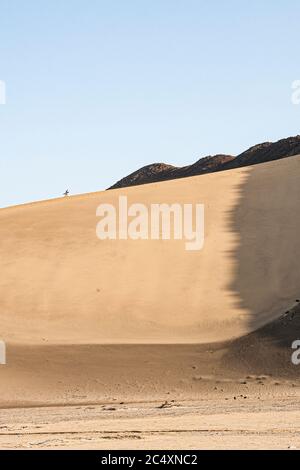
[63,189,69,197]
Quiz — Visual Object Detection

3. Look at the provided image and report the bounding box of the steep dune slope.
[1,155,300,346]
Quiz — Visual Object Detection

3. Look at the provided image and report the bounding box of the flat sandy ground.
[1,394,300,450]
[1,305,300,450]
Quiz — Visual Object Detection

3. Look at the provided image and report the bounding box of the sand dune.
[0,155,300,415]
[1,154,300,346]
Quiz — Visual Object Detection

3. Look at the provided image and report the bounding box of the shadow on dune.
[223,156,300,376]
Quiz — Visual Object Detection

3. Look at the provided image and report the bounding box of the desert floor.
[1,392,300,450]
[1,305,300,450]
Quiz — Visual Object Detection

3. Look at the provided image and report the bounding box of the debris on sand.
[157,401,172,409]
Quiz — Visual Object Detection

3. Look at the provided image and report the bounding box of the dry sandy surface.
[1,156,300,449]
[0,305,300,450]
[0,396,300,450]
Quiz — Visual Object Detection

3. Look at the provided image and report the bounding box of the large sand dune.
[1,155,300,442]
[1,154,300,345]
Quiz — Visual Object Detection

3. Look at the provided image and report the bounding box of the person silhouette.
[63,189,69,196]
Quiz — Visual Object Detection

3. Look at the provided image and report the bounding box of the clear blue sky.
[1,0,300,207]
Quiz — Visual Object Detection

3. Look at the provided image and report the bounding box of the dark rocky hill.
[108,135,300,190]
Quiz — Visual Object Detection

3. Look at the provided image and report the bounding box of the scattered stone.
[158,401,171,409]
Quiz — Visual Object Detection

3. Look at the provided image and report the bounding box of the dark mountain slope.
[223,136,300,170]
[108,135,300,190]
[109,154,234,189]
